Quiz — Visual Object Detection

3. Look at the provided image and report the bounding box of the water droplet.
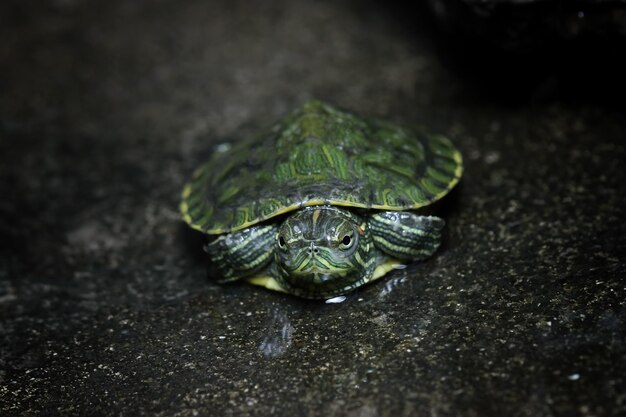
[325,295,347,304]
[215,143,232,153]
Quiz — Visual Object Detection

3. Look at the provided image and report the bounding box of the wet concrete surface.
[1,1,625,416]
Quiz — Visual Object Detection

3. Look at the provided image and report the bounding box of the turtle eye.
[278,235,286,248]
[340,234,353,248]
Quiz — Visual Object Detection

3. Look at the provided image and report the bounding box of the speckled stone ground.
[1,1,625,416]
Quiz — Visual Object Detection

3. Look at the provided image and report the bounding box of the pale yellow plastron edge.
[371,259,404,281]
[246,275,288,293]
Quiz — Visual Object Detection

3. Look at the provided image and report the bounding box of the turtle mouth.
[297,257,338,274]
[279,250,361,295]
[290,258,350,282]
[291,269,349,286]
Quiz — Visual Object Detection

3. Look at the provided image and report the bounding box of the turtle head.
[274,206,370,297]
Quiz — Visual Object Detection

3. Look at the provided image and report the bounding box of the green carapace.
[180,100,462,299]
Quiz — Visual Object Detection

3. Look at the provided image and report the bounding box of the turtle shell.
[181,100,462,234]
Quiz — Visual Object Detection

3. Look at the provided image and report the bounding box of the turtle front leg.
[205,224,278,282]
[369,212,445,260]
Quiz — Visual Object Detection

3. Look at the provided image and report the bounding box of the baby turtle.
[180,100,462,299]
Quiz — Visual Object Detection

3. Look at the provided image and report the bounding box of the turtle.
[180,100,462,299]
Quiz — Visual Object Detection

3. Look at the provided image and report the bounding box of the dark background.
[1,1,625,416]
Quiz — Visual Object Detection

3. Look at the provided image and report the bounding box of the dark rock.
[1,1,624,416]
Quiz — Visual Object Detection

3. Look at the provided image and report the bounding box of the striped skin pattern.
[205,223,278,282]
[369,212,444,260]
[180,99,463,235]
[203,206,446,299]
[272,206,374,299]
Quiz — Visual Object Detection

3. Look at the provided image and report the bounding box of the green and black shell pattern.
[181,100,462,234]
